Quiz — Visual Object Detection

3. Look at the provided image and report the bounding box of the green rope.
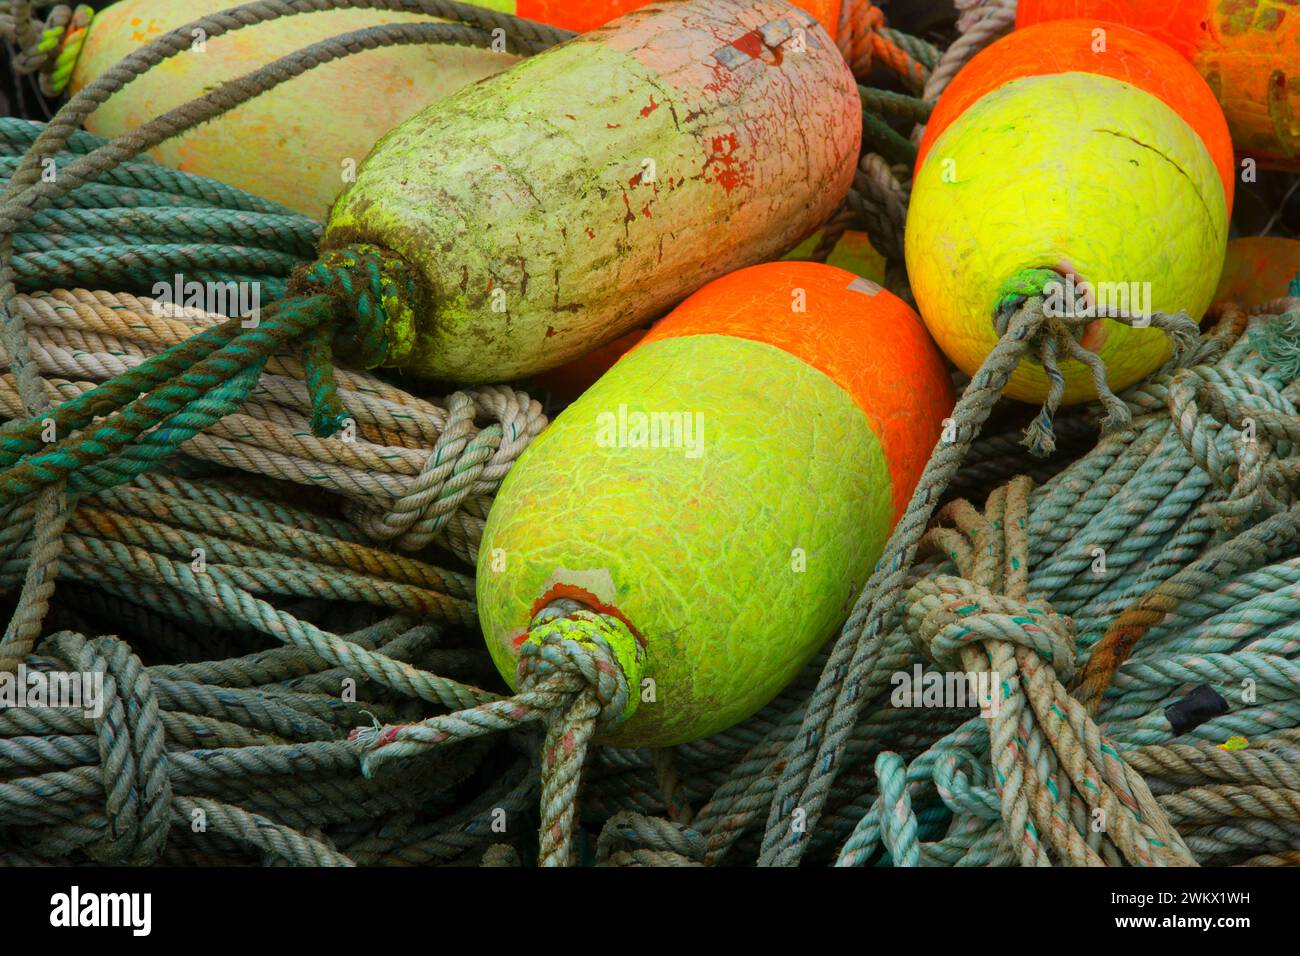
[0,4,1298,870]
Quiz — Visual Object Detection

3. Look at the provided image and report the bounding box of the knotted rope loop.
[39,630,171,865]
[595,811,705,867]
[1167,362,1300,533]
[351,603,640,865]
[350,607,640,767]
[518,604,643,865]
[518,604,642,729]
[903,575,1077,683]
[285,243,425,438]
[881,477,1196,866]
[5,2,93,96]
[348,386,544,559]
[994,268,1199,457]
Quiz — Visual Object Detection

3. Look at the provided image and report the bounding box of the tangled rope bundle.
[0,285,545,560]
[1,0,1298,869]
[0,112,548,567]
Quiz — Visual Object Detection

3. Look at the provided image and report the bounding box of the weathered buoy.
[1215,237,1300,308]
[325,0,860,383]
[907,20,1232,404]
[476,261,954,747]
[1017,0,1300,170]
[69,0,517,217]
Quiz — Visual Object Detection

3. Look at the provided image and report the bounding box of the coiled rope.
[2,0,1298,868]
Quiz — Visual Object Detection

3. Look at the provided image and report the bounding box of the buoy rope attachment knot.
[994,267,1199,457]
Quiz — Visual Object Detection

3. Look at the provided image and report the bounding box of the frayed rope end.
[1022,411,1057,458]
[349,711,395,778]
[1249,307,1300,382]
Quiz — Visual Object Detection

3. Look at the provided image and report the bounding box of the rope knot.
[349,386,547,558]
[903,575,1076,682]
[993,269,1198,457]
[1168,361,1300,533]
[11,4,93,95]
[287,243,425,437]
[41,631,172,865]
[518,604,643,728]
[894,480,1196,867]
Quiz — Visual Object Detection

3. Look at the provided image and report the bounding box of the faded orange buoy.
[1017,0,1300,169]
[477,262,954,746]
[907,20,1232,404]
[1214,237,1300,309]
[326,0,860,383]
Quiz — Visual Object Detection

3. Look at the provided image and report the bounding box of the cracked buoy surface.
[529,229,884,401]
[1017,0,1300,170]
[325,0,860,383]
[906,20,1232,404]
[476,262,954,747]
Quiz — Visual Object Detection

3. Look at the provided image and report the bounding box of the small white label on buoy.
[847,277,882,296]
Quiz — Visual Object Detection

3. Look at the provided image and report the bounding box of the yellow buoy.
[906,21,1232,404]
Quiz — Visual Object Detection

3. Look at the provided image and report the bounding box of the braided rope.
[0,287,544,561]
[1,2,1299,870]
[354,605,642,865]
[3,2,93,96]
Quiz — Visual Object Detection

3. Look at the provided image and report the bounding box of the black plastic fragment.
[1164,684,1230,736]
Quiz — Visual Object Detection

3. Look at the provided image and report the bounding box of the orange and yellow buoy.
[907,20,1233,404]
[1017,0,1300,169]
[477,261,954,747]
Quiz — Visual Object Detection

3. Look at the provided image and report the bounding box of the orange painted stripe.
[515,0,843,38]
[636,261,954,519]
[916,19,1235,212]
[1015,1,1206,59]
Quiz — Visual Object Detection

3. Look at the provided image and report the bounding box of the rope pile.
[0,285,545,561]
[0,0,1297,868]
[0,115,546,563]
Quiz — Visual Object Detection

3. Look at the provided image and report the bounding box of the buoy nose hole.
[1014,263,1109,363]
